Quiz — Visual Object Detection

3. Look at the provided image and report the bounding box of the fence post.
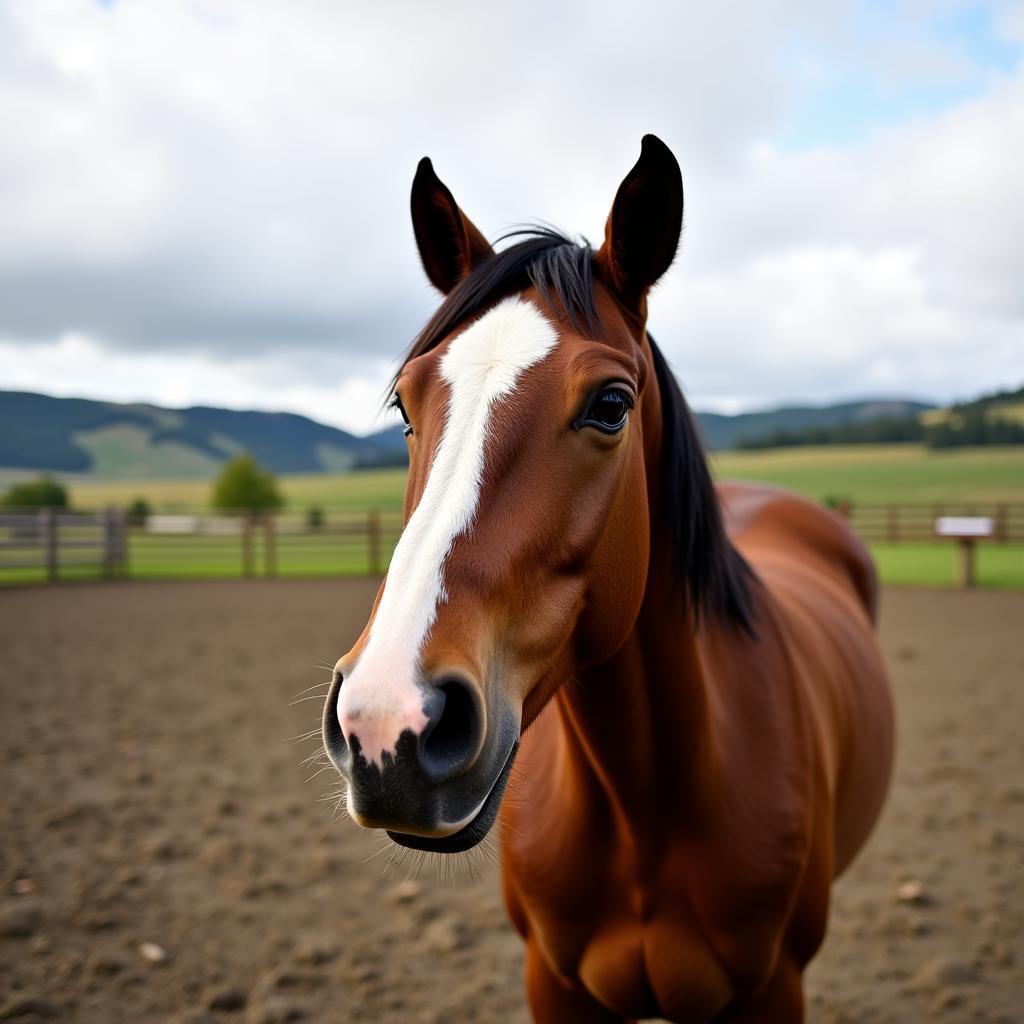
[119,510,128,579]
[995,503,1007,544]
[887,504,899,543]
[264,513,276,578]
[367,509,381,576]
[102,507,115,579]
[955,539,976,589]
[242,510,254,578]
[39,507,57,583]
[120,509,133,581]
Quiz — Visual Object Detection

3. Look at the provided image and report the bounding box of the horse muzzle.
[322,667,518,852]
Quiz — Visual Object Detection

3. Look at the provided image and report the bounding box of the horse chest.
[585,914,736,1021]
[505,812,817,1021]
[509,853,738,1020]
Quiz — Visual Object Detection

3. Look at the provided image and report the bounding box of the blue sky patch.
[781,1,1020,149]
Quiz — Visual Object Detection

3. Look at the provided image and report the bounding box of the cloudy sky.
[1,0,1021,434]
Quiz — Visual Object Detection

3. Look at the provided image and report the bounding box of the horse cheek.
[575,455,650,667]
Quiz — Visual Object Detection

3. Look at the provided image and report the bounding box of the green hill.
[0,389,939,479]
[0,391,407,478]
[698,398,934,450]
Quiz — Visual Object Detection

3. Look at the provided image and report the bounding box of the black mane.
[398,228,754,633]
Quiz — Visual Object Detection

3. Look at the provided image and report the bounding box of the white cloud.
[655,57,1024,407]
[0,0,1020,427]
[0,333,395,435]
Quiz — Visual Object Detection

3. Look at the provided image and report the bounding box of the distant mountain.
[0,391,407,478]
[694,399,935,451]
[0,390,939,479]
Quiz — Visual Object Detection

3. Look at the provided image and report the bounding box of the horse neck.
[555,566,712,852]
[553,376,718,857]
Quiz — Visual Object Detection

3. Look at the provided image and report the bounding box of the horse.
[321,134,894,1022]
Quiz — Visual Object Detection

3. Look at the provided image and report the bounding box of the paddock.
[1,580,1021,1022]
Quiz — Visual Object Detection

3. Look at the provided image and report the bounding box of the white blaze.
[337,297,558,765]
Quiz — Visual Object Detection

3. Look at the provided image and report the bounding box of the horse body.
[321,135,894,1023]
[502,484,893,1021]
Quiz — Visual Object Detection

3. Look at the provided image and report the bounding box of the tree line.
[736,388,1024,451]
[0,455,285,516]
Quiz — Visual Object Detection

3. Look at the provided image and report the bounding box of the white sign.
[147,515,198,534]
[935,516,993,538]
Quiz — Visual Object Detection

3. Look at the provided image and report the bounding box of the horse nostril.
[322,670,348,767]
[420,677,480,781]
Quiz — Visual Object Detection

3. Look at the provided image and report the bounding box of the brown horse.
[322,135,894,1022]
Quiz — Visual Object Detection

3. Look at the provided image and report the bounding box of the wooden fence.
[840,502,1023,544]
[127,509,404,579]
[0,508,403,583]
[0,508,127,582]
[0,503,1020,585]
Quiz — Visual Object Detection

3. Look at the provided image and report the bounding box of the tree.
[211,455,283,515]
[0,475,69,509]
[126,497,152,524]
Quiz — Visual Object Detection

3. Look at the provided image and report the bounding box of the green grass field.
[5,534,1020,589]
[3,444,1020,588]
[63,466,408,513]
[709,444,1024,504]
[62,444,1024,511]
[0,528,403,585]
[870,543,1023,589]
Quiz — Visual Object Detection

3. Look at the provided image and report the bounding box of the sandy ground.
[1,580,1021,1023]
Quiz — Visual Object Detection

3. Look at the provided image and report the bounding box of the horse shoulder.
[716,481,893,875]
[718,481,878,623]
[669,569,857,996]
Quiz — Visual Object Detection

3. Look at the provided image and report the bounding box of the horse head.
[322,136,719,852]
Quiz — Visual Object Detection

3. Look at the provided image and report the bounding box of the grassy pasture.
[0,528,401,585]
[63,466,407,513]
[709,444,1024,505]
[870,543,1023,589]
[4,445,1021,588]
[60,444,1024,511]
[4,528,1020,589]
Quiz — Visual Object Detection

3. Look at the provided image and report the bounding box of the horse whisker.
[289,693,332,706]
[363,839,395,864]
[304,763,336,783]
[286,728,323,743]
[293,680,334,699]
[299,748,328,768]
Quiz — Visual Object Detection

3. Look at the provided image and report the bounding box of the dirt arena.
[1,580,1021,1023]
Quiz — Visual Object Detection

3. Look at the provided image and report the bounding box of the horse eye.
[582,387,632,434]
[391,394,413,437]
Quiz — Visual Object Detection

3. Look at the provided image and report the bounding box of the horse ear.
[595,134,683,315]
[411,157,494,294]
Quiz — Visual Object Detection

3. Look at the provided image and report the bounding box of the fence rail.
[0,502,1021,585]
[0,508,126,581]
[0,507,404,584]
[840,502,1023,544]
